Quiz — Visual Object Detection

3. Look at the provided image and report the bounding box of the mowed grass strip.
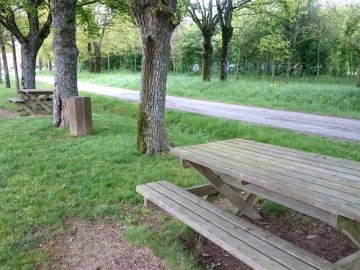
[72,71,360,119]
[1,84,360,269]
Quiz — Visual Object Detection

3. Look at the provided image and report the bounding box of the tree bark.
[285,53,292,84]
[219,25,233,81]
[0,52,2,84]
[11,35,20,93]
[133,0,177,155]
[202,33,213,81]
[51,0,79,127]
[20,42,40,89]
[0,32,10,88]
[357,59,360,88]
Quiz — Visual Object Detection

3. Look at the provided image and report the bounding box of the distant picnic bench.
[9,89,53,116]
[137,139,360,270]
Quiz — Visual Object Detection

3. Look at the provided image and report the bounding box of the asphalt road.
[36,75,360,142]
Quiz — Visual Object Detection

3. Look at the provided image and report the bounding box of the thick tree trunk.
[202,33,213,81]
[11,35,20,93]
[133,0,177,155]
[20,42,39,89]
[51,0,79,127]
[219,26,233,81]
[0,34,10,88]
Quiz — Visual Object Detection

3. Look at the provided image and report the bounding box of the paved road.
[36,76,360,142]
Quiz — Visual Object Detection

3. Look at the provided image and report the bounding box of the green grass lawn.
[1,82,360,269]
[64,71,360,119]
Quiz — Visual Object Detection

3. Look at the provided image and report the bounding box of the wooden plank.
[8,98,26,103]
[171,148,360,222]
[186,184,218,197]
[218,173,338,227]
[220,140,360,176]
[334,251,360,270]
[137,184,290,270]
[195,144,360,193]
[227,139,360,172]
[185,147,360,205]
[337,216,360,247]
[212,141,360,185]
[142,181,335,270]
[187,161,262,220]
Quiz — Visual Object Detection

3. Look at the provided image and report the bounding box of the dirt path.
[35,75,360,142]
[45,220,167,270]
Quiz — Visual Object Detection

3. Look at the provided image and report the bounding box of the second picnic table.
[19,89,53,115]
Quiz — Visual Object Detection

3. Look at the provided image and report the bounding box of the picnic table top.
[170,138,360,223]
[20,89,53,94]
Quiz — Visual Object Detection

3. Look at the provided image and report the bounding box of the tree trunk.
[0,33,10,88]
[11,35,20,93]
[272,55,275,85]
[357,59,360,88]
[39,58,43,71]
[20,42,39,89]
[317,39,321,76]
[236,45,241,80]
[219,25,233,81]
[93,41,101,73]
[133,0,177,155]
[285,53,292,84]
[202,33,213,81]
[0,53,2,84]
[51,0,79,127]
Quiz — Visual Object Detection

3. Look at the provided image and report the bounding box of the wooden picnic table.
[138,138,360,269]
[170,138,360,248]
[18,89,53,115]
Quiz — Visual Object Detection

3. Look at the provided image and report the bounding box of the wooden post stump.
[68,96,93,136]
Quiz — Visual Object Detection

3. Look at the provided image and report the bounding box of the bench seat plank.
[8,98,26,103]
[137,181,335,270]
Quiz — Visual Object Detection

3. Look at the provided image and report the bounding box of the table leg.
[187,161,262,220]
[19,103,36,116]
[27,93,52,113]
[337,216,360,247]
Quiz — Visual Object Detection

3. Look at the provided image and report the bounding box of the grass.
[1,81,360,269]
[51,70,360,119]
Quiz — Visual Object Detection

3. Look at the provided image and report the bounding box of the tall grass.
[71,71,360,119]
[1,83,360,269]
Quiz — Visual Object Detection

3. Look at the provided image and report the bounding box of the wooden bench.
[8,97,35,116]
[137,180,350,270]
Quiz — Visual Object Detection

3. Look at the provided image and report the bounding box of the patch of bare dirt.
[0,109,16,118]
[182,197,358,270]
[44,220,167,270]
